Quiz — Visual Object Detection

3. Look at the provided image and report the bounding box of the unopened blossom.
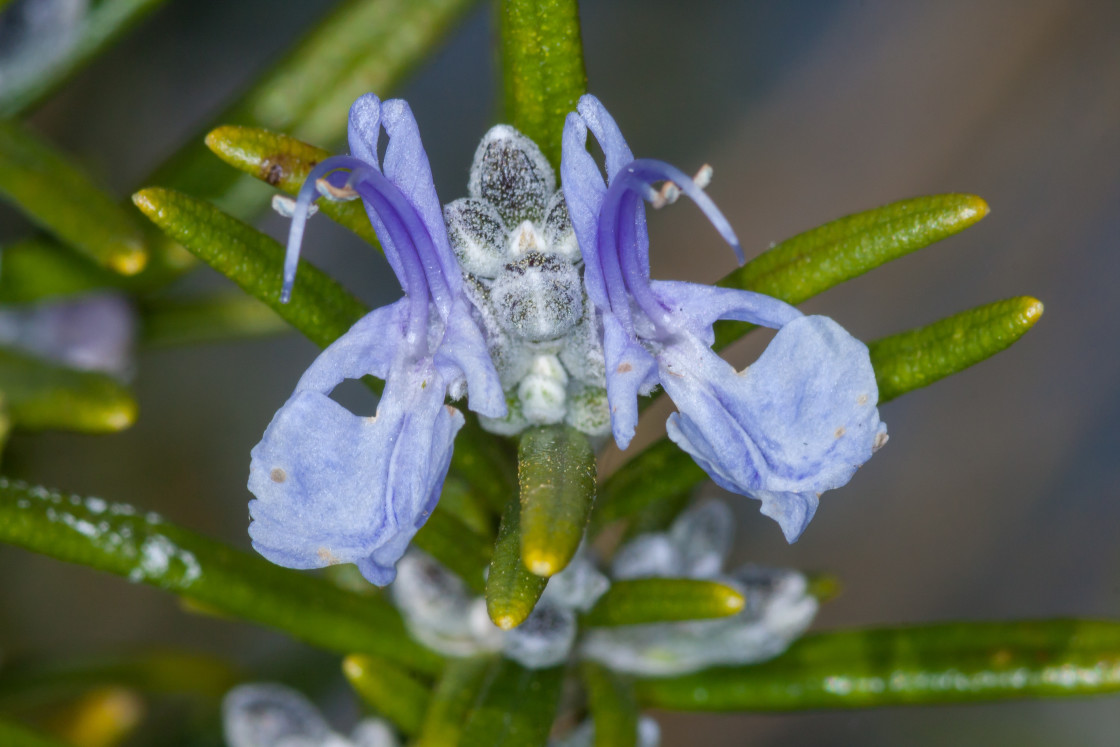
[561,94,886,541]
[223,683,398,747]
[0,291,134,377]
[445,125,610,438]
[580,501,818,676]
[247,94,504,586]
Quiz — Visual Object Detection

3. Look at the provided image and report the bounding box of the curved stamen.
[348,167,457,318]
[357,186,432,348]
[282,156,364,303]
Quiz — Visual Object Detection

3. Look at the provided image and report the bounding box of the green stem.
[497,0,587,169]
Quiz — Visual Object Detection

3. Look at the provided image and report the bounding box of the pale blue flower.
[247,95,504,585]
[561,94,886,541]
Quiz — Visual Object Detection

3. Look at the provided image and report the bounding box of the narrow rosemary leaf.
[497,0,587,170]
[132,187,367,350]
[342,655,431,736]
[0,119,147,275]
[590,439,703,535]
[204,126,379,246]
[148,0,479,216]
[633,619,1120,711]
[0,0,167,116]
[518,425,596,577]
[0,652,238,710]
[581,662,639,747]
[869,296,1044,402]
[594,296,1042,534]
[437,476,497,539]
[451,420,519,515]
[412,507,492,595]
[459,658,564,747]
[0,478,442,673]
[0,347,136,433]
[0,719,70,747]
[713,194,990,350]
[485,494,547,630]
[141,294,288,346]
[0,396,10,454]
[0,238,121,304]
[415,657,491,747]
[583,578,744,627]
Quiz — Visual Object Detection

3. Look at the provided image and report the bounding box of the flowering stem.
[497,0,587,169]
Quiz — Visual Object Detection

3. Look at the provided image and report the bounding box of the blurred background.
[2,0,1119,744]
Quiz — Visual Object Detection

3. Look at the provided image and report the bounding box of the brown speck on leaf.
[264,161,284,186]
[269,467,287,483]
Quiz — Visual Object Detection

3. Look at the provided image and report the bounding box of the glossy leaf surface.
[583,578,745,627]
[634,620,1120,710]
[343,654,430,736]
[0,478,442,673]
[0,119,147,275]
[0,347,136,433]
[460,659,564,747]
[870,296,1044,402]
[485,495,547,630]
[518,425,596,577]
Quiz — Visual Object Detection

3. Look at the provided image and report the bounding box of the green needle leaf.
[415,657,491,747]
[581,662,639,747]
[141,294,288,346]
[150,0,479,217]
[132,187,367,350]
[0,238,122,304]
[869,296,1044,403]
[583,578,745,627]
[0,719,70,747]
[591,439,704,536]
[518,425,596,578]
[413,506,492,594]
[0,478,442,673]
[713,194,990,350]
[486,494,547,631]
[497,0,587,169]
[633,619,1120,710]
[0,347,136,433]
[0,0,168,116]
[460,659,564,747]
[203,126,379,246]
[0,119,148,275]
[342,655,431,736]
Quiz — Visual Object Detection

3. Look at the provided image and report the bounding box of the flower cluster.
[247,92,886,585]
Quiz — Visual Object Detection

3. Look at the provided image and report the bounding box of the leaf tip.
[960,194,991,224]
[1020,297,1044,326]
[204,126,238,158]
[522,549,563,578]
[107,242,148,275]
[342,654,370,683]
[131,189,160,218]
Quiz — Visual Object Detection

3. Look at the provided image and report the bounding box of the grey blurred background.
[3,0,1120,744]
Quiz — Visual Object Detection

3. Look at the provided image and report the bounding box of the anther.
[693,163,713,189]
[315,178,360,201]
[271,194,318,219]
